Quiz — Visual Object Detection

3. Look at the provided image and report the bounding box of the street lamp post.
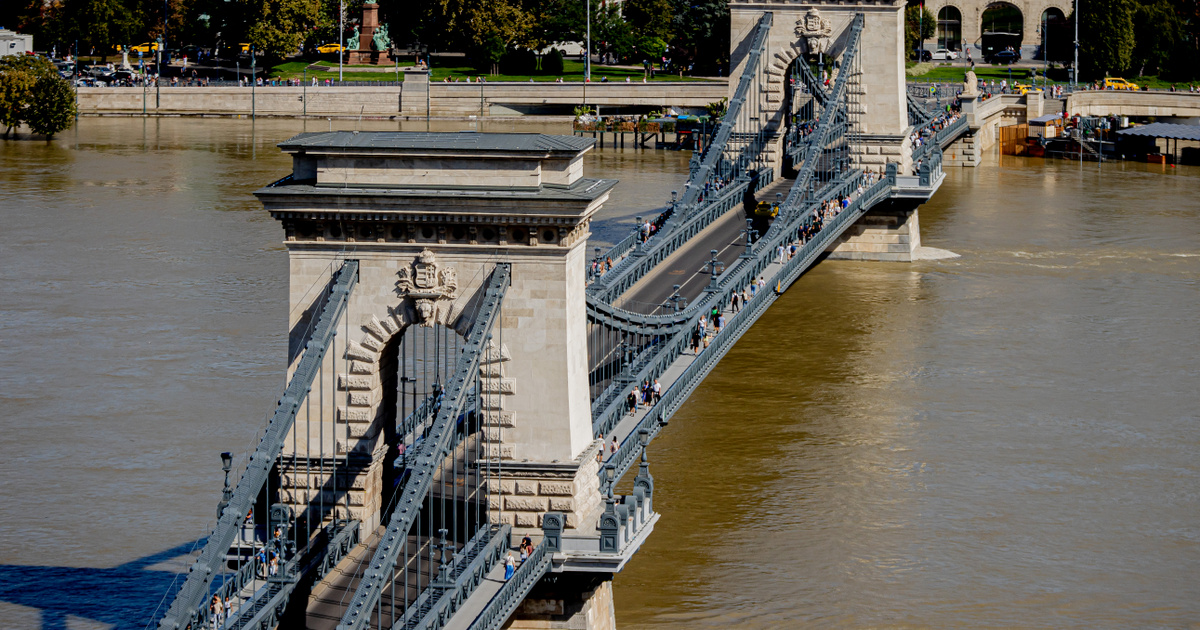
[1042,13,1048,88]
[155,36,162,109]
[585,0,592,81]
[339,0,344,82]
[251,46,256,120]
[1072,0,1079,88]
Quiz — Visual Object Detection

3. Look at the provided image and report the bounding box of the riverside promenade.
[75,80,729,119]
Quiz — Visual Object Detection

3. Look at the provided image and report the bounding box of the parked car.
[932,48,959,60]
[316,43,344,54]
[988,50,1021,64]
[126,42,159,54]
[911,49,932,62]
[1104,77,1138,91]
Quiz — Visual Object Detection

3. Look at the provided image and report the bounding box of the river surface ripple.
[0,119,1196,629]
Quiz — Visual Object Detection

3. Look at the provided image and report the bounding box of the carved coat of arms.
[397,249,458,326]
[796,8,834,56]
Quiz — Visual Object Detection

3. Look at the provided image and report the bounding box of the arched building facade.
[921,0,1071,60]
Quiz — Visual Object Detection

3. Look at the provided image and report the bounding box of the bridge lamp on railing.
[603,462,616,504]
[638,428,650,464]
[433,528,453,585]
[741,219,758,259]
[216,451,233,520]
[668,284,687,313]
[706,249,725,292]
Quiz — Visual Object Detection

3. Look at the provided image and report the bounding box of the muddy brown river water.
[0,118,1197,628]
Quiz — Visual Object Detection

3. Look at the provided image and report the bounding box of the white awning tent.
[0,28,34,57]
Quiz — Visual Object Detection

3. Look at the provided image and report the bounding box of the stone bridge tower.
[731,0,909,174]
[256,131,612,553]
[731,1,932,262]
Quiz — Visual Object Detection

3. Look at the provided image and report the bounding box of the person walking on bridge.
[730,290,740,313]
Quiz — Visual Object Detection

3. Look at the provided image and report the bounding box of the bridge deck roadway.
[441,561,509,630]
[599,178,884,457]
[616,176,794,314]
[305,528,436,630]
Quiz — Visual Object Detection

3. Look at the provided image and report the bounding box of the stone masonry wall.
[826,205,921,262]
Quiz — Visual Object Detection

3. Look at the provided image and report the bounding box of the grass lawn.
[906,62,1199,89]
[267,58,713,82]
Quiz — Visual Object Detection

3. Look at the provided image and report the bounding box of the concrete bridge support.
[506,574,616,630]
[826,201,923,262]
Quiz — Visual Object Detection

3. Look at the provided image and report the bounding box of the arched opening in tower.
[937,6,963,51]
[981,2,1024,59]
[1040,7,1070,62]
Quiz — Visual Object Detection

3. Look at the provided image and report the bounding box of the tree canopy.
[1076,0,1136,78]
[905,5,935,52]
[0,55,76,138]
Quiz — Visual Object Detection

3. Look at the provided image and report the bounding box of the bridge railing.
[600,174,892,491]
[587,170,771,300]
[912,116,967,165]
[586,11,774,295]
[465,538,552,630]
[336,263,511,630]
[157,259,359,630]
[392,524,509,630]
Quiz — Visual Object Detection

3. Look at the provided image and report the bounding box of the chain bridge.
[151,4,977,629]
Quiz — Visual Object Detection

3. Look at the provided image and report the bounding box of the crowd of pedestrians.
[910,111,961,150]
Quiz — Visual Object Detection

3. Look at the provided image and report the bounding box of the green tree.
[64,0,138,60]
[1075,0,1135,77]
[542,47,564,75]
[905,4,935,53]
[1131,0,1182,75]
[433,0,531,52]
[25,74,77,139]
[0,71,37,137]
[246,0,320,60]
[0,55,57,137]
[624,0,673,41]
[669,0,729,74]
[471,32,506,72]
[637,35,667,62]
[1165,0,1200,79]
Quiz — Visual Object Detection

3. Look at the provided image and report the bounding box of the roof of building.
[256,175,617,204]
[278,131,595,154]
[1030,113,1061,123]
[1116,123,1200,141]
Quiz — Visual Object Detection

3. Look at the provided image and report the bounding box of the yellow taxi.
[1104,77,1139,91]
[316,43,344,54]
[125,42,159,54]
[1013,83,1034,95]
[754,200,779,219]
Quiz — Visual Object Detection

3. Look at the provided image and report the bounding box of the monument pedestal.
[346,3,394,66]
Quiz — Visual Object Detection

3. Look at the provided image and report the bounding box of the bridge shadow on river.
[0,539,203,629]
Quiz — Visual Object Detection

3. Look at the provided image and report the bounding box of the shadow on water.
[0,538,204,629]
